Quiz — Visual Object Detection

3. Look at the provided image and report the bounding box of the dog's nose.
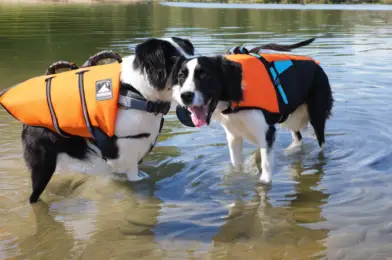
[181,91,195,105]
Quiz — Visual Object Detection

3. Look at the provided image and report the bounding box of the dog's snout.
[181,91,195,105]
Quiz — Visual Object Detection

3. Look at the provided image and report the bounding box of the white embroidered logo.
[96,79,113,100]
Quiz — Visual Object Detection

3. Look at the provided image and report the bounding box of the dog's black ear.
[219,57,243,103]
[166,56,186,89]
[134,39,180,90]
[171,37,195,56]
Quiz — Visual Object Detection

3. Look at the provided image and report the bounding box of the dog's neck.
[211,101,231,121]
[120,55,172,102]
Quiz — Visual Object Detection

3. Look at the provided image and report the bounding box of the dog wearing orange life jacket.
[0,37,195,203]
[171,38,333,184]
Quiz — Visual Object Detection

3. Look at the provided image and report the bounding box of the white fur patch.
[280,104,309,131]
[180,58,204,106]
[107,108,162,178]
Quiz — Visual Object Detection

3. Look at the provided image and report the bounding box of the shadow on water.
[1,2,392,259]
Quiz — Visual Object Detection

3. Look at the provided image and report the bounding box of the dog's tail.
[306,64,334,147]
[250,37,316,53]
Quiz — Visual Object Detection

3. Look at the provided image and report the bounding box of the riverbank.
[1,0,391,4]
[170,0,392,4]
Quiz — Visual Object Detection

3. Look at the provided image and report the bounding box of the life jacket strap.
[45,76,72,138]
[137,117,164,165]
[118,84,171,116]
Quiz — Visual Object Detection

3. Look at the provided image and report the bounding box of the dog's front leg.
[259,145,274,184]
[106,139,150,182]
[243,110,275,184]
[125,162,149,182]
[224,129,243,168]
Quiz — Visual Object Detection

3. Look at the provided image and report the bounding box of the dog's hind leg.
[287,131,303,150]
[280,104,308,151]
[22,126,59,203]
[28,153,57,204]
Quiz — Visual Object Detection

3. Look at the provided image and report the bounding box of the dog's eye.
[178,69,187,80]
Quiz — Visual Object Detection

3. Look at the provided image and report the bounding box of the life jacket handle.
[81,50,122,68]
[46,61,79,75]
[227,45,249,55]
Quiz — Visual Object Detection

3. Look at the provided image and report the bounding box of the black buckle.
[146,101,170,115]
[146,101,154,114]
[162,103,170,115]
[153,103,161,116]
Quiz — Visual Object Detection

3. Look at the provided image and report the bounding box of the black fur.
[295,131,302,142]
[134,38,195,91]
[266,125,276,151]
[23,37,194,203]
[22,126,95,203]
[171,37,195,56]
[305,64,333,147]
[219,57,243,103]
[165,56,187,90]
[118,133,151,139]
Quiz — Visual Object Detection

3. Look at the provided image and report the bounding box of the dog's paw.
[126,171,150,182]
[285,141,303,154]
[259,172,272,184]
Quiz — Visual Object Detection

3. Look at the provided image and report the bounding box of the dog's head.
[170,56,243,127]
[121,37,195,102]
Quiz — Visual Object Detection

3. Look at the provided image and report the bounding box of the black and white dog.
[171,40,333,184]
[22,37,194,203]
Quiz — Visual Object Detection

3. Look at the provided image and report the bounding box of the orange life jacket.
[0,63,121,138]
[225,53,319,114]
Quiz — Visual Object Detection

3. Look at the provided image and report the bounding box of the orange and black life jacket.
[0,62,171,141]
[224,53,320,121]
[0,63,121,138]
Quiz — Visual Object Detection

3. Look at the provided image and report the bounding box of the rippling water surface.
[1,3,392,259]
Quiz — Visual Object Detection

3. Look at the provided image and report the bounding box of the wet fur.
[23,37,195,203]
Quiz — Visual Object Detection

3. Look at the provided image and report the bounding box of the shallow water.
[1,3,392,260]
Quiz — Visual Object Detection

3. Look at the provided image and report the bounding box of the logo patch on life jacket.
[96,79,113,100]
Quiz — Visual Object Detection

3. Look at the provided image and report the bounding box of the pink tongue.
[188,106,207,128]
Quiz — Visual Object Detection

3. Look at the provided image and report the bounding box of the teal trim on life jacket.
[269,67,278,80]
[268,60,293,105]
[276,84,288,104]
[274,60,293,74]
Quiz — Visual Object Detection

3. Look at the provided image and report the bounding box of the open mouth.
[187,105,209,128]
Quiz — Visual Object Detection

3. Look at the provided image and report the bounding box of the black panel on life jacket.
[271,59,317,116]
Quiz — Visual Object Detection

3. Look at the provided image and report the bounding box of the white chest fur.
[212,104,260,146]
[107,108,162,176]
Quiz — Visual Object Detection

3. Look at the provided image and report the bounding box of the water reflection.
[211,153,329,259]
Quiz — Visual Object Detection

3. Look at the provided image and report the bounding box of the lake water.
[1,2,392,260]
